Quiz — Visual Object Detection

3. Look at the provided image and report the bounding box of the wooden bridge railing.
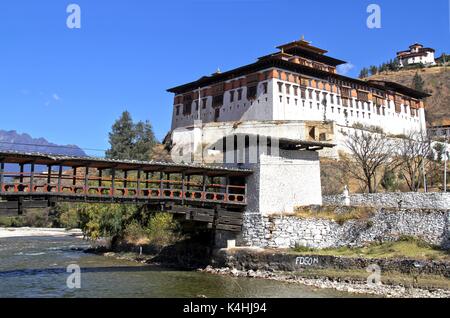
[0,170,247,205]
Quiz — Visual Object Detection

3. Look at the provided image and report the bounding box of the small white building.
[397,43,436,67]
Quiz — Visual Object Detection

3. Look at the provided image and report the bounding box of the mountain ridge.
[0,130,87,157]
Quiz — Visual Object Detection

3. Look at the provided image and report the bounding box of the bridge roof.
[0,151,253,177]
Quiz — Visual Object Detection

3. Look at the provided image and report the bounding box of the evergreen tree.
[369,65,378,76]
[106,111,135,160]
[412,72,425,92]
[106,111,157,160]
[392,58,401,71]
[134,120,157,161]
[359,68,369,79]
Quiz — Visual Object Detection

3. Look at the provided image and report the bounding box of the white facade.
[171,76,274,130]
[244,150,323,215]
[171,68,425,137]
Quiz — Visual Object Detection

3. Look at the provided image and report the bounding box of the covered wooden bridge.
[0,151,252,231]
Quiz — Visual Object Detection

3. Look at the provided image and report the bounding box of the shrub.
[54,203,80,229]
[397,235,431,248]
[0,216,13,227]
[24,209,50,227]
[123,220,148,244]
[146,213,180,250]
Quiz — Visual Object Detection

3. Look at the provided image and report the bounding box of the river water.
[0,236,355,298]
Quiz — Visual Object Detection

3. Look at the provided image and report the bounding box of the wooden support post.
[159,172,164,197]
[19,164,24,185]
[47,165,52,189]
[0,162,4,193]
[187,175,191,191]
[145,172,149,189]
[137,168,141,197]
[181,171,185,204]
[124,170,128,189]
[84,167,89,195]
[111,168,116,197]
[225,176,230,200]
[29,163,35,193]
[167,173,171,189]
[202,173,207,199]
[98,169,103,188]
[72,167,77,186]
[57,166,63,193]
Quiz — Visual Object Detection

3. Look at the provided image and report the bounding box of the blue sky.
[0,0,449,156]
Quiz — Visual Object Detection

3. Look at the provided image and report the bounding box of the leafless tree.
[341,129,394,193]
[396,132,432,192]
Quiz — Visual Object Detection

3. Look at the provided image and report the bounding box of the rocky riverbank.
[85,245,450,298]
[200,266,450,298]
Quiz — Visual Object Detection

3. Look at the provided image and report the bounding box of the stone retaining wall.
[323,192,450,210]
[213,248,450,278]
[238,209,450,249]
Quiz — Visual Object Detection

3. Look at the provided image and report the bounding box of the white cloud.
[52,93,61,101]
[337,63,355,75]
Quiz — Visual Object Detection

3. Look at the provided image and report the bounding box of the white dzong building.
[167,38,430,160]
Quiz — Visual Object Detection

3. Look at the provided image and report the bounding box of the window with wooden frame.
[237,89,242,100]
[211,83,224,96]
[212,94,224,108]
[247,85,257,100]
[182,93,193,115]
[373,95,384,107]
[300,86,306,99]
[278,82,283,93]
[229,90,235,103]
[202,98,207,109]
[340,86,351,99]
[357,90,369,102]
[262,82,268,94]
[342,97,349,107]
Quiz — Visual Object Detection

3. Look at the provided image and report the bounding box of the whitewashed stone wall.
[238,209,450,249]
[323,192,450,210]
[243,150,323,215]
